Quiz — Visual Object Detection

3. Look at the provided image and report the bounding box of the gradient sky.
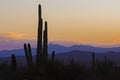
[1,0,120,49]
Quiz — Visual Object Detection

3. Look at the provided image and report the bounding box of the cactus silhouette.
[11,54,17,71]
[104,55,107,63]
[92,52,95,69]
[35,4,49,72]
[43,21,48,62]
[42,21,48,72]
[52,51,55,62]
[24,43,33,68]
[36,4,43,66]
[24,43,30,67]
[69,57,74,64]
[28,43,33,65]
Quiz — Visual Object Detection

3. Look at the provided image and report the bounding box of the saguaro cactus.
[36,4,43,66]
[92,52,95,69]
[24,43,30,67]
[28,43,33,64]
[52,51,55,62]
[69,57,74,64]
[43,21,48,62]
[11,54,17,71]
[24,43,33,68]
[104,55,107,63]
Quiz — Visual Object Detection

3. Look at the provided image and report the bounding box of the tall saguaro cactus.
[24,43,33,68]
[36,4,43,66]
[43,21,48,62]
[35,4,49,71]
[11,54,17,71]
[43,22,48,72]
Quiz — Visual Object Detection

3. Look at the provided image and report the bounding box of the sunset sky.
[1,0,120,49]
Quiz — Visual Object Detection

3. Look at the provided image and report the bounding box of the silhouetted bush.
[0,58,120,80]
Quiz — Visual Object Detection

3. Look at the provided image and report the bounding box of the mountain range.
[0,43,120,58]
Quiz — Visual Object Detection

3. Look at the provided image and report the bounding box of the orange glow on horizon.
[1,0,120,47]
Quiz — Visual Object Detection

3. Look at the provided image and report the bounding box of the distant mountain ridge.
[0,43,120,57]
[48,43,120,53]
[1,50,120,65]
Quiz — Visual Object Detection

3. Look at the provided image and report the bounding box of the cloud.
[0,37,36,50]
[0,32,25,40]
[0,32,36,50]
[49,41,79,47]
